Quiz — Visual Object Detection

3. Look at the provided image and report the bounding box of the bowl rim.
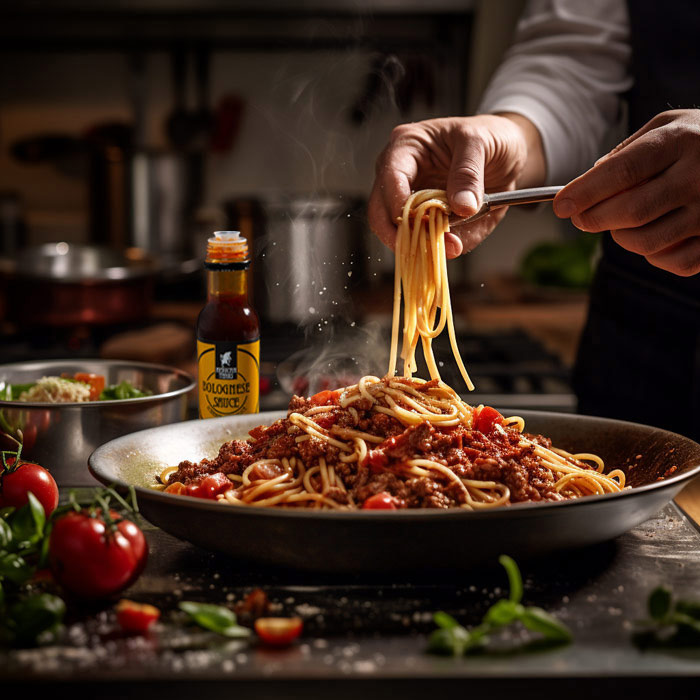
[0,358,195,407]
[88,408,700,521]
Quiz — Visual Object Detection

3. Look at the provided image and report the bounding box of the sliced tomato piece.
[309,390,340,407]
[362,492,397,510]
[255,617,303,646]
[116,599,160,633]
[474,406,504,434]
[74,373,106,401]
[183,473,231,500]
[164,482,187,496]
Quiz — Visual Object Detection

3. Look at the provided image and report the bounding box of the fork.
[448,185,564,227]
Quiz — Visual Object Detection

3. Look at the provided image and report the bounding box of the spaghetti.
[391,189,473,391]
[155,189,626,510]
[157,376,626,510]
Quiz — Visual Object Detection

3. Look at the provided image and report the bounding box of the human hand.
[553,109,700,277]
[368,114,543,258]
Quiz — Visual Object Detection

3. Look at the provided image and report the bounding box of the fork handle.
[486,185,564,208]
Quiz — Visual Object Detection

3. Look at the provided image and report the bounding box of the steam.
[277,321,388,397]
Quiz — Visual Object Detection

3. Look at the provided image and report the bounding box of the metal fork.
[448,185,564,227]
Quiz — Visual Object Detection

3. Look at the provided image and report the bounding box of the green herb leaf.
[8,593,66,645]
[0,552,33,586]
[483,599,524,627]
[179,601,251,638]
[520,607,573,642]
[648,586,672,620]
[675,600,700,621]
[499,554,523,604]
[433,611,460,629]
[427,624,471,656]
[99,381,151,401]
[0,519,12,549]
[26,492,46,535]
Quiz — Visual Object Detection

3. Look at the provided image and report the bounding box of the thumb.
[446,140,485,218]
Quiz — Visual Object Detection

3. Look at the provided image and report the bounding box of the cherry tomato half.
[254,617,303,646]
[116,599,160,633]
[474,406,504,434]
[49,509,148,599]
[362,492,397,510]
[0,460,59,516]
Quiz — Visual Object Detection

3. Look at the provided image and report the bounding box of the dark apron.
[574,1,700,439]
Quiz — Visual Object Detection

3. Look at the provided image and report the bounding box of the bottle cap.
[205,230,250,269]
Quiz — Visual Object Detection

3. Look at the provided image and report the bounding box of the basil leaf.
[0,519,12,549]
[0,552,33,585]
[179,601,251,638]
[9,593,66,645]
[648,586,672,620]
[9,503,42,545]
[433,611,460,629]
[520,606,572,642]
[499,554,523,604]
[427,624,471,656]
[483,599,524,627]
[26,492,46,535]
[675,600,700,621]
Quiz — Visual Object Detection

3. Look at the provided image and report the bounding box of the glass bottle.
[196,231,260,419]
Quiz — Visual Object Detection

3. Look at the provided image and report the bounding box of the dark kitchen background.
[0,0,594,413]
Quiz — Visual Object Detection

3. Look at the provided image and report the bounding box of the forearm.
[478,0,632,184]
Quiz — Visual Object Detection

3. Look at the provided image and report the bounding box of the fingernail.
[454,190,478,215]
[554,198,576,218]
[571,215,588,232]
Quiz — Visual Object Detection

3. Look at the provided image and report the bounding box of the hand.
[554,109,700,277]
[368,114,544,258]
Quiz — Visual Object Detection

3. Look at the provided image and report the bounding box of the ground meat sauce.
[166,388,586,509]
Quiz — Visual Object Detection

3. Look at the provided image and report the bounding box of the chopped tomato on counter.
[473,406,504,434]
[254,617,303,646]
[116,599,160,633]
[362,492,397,510]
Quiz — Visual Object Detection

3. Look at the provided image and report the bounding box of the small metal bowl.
[0,359,195,486]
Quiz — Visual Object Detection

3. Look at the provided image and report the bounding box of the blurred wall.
[0,0,569,278]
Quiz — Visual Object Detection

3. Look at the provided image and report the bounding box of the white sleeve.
[478,0,633,185]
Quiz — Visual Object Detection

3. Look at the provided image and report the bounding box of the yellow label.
[197,339,260,418]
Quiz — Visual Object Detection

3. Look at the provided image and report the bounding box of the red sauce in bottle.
[196,231,260,419]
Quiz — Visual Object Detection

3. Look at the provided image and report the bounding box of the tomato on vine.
[0,444,58,516]
[49,490,148,599]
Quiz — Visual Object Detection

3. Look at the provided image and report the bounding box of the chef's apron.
[574,0,700,439]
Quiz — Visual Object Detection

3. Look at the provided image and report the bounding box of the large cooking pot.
[2,242,156,327]
[256,195,364,324]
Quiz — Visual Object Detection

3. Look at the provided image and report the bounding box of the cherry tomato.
[0,460,59,516]
[254,617,303,646]
[309,390,340,407]
[116,599,160,633]
[362,492,397,510]
[49,509,148,599]
[474,406,504,434]
[74,373,106,401]
[183,473,231,500]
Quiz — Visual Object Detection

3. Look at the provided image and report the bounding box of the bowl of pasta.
[88,376,700,573]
